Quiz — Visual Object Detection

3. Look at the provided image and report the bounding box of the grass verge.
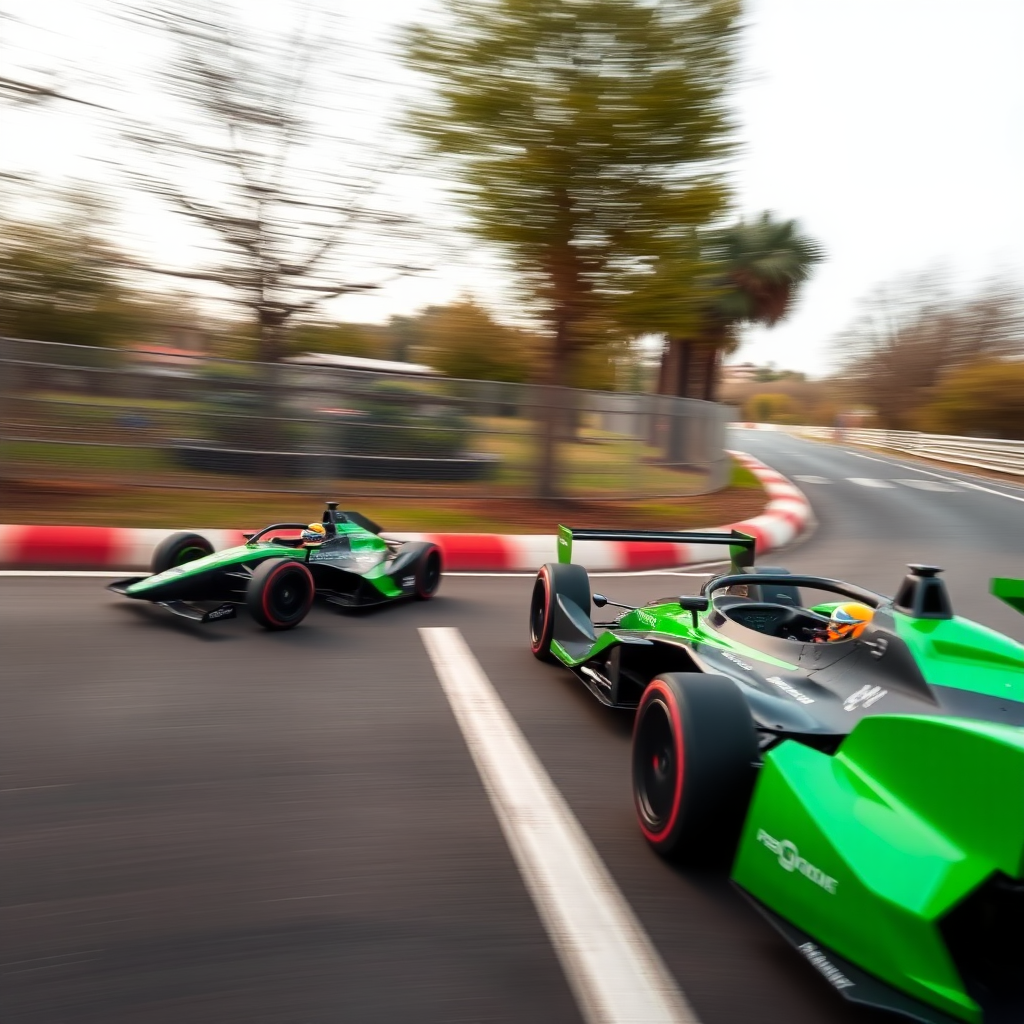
[0,461,767,532]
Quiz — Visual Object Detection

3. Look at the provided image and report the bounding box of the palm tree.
[659,213,824,401]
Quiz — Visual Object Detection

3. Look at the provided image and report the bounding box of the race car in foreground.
[109,502,441,629]
[530,526,1024,1024]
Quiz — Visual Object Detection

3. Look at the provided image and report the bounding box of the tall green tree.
[403,0,740,495]
[0,210,144,348]
[415,298,538,383]
[659,213,824,401]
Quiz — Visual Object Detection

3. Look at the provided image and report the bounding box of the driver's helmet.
[826,602,873,642]
[301,522,327,544]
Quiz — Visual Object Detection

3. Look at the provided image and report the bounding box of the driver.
[822,602,874,642]
[301,522,327,545]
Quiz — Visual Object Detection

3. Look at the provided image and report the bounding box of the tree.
[0,206,146,348]
[745,392,797,424]
[416,299,538,383]
[402,0,740,495]
[658,213,824,401]
[120,3,423,366]
[836,275,1024,428]
[917,360,1024,439]
[0,9,108,112]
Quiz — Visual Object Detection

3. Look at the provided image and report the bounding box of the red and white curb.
[0,451,811,572]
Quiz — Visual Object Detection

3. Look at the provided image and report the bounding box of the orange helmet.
[301,522,327,544]
[826,602,873,642]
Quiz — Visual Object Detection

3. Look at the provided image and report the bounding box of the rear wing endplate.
[556,525,756,572]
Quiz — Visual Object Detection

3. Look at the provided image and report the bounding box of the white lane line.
[846,477,895,488]
[845,451,891,464]
[894,479,958,492]
[844,449,1024,503]
[419,627,698,1024]
[953,479,1024,503]
[792,475,831,484]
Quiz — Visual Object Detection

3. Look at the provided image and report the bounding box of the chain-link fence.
[0,337,732,502]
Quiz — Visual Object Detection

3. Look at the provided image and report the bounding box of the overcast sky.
[4,0,1022,373]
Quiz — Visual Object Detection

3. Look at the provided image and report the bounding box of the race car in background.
[529,525,1024,1024]
[109,502,441,629]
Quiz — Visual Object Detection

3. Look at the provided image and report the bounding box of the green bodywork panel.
[125,522,401,598]
[991,576,1024,615]
[732,715,1024,1022]
[894,611,1024,702]
[552,600,798,672]
[125,543,300,595]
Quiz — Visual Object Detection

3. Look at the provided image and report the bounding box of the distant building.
[124,323,209,376]
[720,362,760,385]
[284,352,438,376]
[126,345,206,377]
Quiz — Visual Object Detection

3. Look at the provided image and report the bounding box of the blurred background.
[2,0,1022,529]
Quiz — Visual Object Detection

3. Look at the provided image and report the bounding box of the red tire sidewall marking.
[636,679,685,846]
[261,562,312,627]
[530,566,551,654]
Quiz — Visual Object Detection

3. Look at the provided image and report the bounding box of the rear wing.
[556,525,756,572]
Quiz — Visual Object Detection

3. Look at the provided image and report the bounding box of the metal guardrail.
[0,337,733,502]
[793,426,1024,477]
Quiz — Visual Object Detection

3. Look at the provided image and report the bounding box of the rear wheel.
[151,532,214,575]
[530,562,591,661]
[246,558,315,630]
[632,673,757,864]
[414,545,442,600]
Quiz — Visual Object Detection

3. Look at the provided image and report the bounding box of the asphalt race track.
[5,428,1024,1024]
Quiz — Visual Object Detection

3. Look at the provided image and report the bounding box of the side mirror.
[678,595,709,628]
[591,593,636,612]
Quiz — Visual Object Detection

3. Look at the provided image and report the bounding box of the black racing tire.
[246,558,315,631]
[414,544,443,600]
[530,562,591,661]
[632,673,757,865]
[151,532,215,575]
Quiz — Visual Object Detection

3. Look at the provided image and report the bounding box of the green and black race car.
[529,526,1024,1024]
[109,503,441,629]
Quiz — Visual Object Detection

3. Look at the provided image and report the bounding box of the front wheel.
[151,532,214,575]
[414,545,442,600]
[529,562,591,661]
[246,558,315,630]
[632,673,757,864]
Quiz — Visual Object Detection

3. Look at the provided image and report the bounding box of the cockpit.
[702,573,884,645]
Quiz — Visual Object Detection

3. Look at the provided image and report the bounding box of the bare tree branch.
[114,1,429,362]
[0,74,111,110]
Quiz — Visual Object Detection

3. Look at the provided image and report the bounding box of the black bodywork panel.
[557,569,1024,741]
